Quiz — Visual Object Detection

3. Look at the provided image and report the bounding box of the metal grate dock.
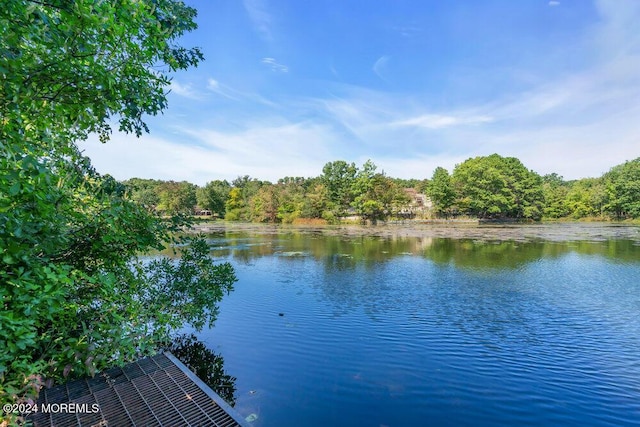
[28,352,248,427]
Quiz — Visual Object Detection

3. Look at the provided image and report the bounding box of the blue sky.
[81,0,640,185]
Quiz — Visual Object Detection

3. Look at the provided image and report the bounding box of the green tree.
[226,175,265,221]
[1,1,237,421]
[603,158,640,219]
[124,178,163,209]
[321,160,357,215]
[351,161,409,223]
[452,154,544,220]
[275,178,306,223]
[157,181,197,214]
[225,187,244,221]
[562,178,606,219]
[541,173,570,219]
[232,175,266,202]
[197,180,230,217]
[392,178,420,189]
[302,183,333,220]
[428,167,455,217]
[250,185,280,223]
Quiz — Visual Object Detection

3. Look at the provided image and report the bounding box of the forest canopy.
[124,156,640,223]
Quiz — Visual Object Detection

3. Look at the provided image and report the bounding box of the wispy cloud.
[262,57,289,72]
[592,0,640,58]
[329,64,340,79]
[86,0,640,184]
[393,114,494,129]
[243,0,273,41]
[391,25,423,38]
[372,55,390,80]
[81,121,338,184]
[206,78,240,101]
[548,1,560,6]
[205,77,277,107]
[169,80,200,100]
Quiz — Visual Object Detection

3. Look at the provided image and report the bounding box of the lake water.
[187,224,640,426]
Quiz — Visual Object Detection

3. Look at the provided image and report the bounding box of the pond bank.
[188,221,640,243]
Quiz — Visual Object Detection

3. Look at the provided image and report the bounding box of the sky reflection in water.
[181,228,640,427]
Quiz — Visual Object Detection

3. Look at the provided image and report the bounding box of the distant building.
[399,188,432,218]
[194,207,212,216]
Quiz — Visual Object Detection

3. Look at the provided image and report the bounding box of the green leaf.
[8,182,20,196]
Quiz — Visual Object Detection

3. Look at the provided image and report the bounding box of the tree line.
[124,154,640,222]
[2,0,638,418]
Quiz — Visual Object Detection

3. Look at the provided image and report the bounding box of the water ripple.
[193,234,640,427]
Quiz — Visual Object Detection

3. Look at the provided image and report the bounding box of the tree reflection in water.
[166,334,237,406]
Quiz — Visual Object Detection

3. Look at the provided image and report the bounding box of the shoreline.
[188,220,640,243]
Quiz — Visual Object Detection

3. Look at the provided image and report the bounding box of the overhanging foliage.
[1,1,236,423]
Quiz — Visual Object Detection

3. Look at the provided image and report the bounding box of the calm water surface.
[187,226,640,427]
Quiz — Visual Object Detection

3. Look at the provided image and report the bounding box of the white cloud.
[592,0,640,58]
[261,57,289,73]
[393,114,494,129]
[169,80,200,100]
[243,0,273,41]
[206,78,240,100]
[390,25,423,38]
[80,121,339,185]
[206,78,219,90]
[330,64,340,78]
[205,77,277,107]
[548,1,560,6]
[372,55,390,80]
[83,0,640,184]
[376,155,467,179]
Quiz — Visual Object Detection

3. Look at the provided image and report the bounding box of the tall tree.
[1,1,236,420]
[541,174,570,219]
[428,167,455,217]
[124,178,163,209]
[563,178,605,219]
[225,187,244,221]
[452,154,544,219]
[197,180,231,217]
[351,161,409,223]
[302,183,333,220]
[275,178,306,223]
[157,181,197,214]
[603,158,640,219]
[250,185,280,223]
[227,175,265,220]
[321,160,357,215]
